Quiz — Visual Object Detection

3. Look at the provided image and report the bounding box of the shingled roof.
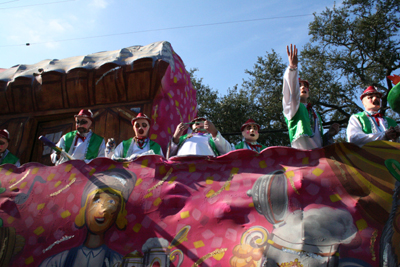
[0,41,175,85]
[0,41,177,116]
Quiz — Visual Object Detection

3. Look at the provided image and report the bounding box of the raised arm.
[282,44,300,120]
[173,122,189,144]
[205,120,231,155]
[168,122,189,158]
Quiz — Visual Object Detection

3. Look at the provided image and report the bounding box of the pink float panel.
[0,141,399,267]
[149,46,197,152]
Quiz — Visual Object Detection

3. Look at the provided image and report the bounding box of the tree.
[305,0,400,118]
[190,68,260,144]
[299,44,362,128]
[212,85,259,144]
[192,0,400,148]
[189,68,220,121]
[191,50,292,147]
[242,49,290,146]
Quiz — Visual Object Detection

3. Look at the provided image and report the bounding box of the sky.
[0,0,339,95]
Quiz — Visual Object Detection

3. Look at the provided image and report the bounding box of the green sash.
[284,104,323,143]
[354,112,397,134]
[1,150,19,165]
[64,131,104,160]
[235,141,266,152]
[122,138,162,158]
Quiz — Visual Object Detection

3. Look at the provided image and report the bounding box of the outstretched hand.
[106,138,116,151]
[328,123,340,136]
[395,125,400,138]
[385,127,398,141]
[55,150,61,160]
[287,44,298,68]
[204,120,218,137]
[173,122,189,144]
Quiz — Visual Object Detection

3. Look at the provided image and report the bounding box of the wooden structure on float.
[0,41,197,166]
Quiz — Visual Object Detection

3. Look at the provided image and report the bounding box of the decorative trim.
[50,178,76,197]
[192,248,227,267]
[208,172,235,198]
[42,235,75,253]
[370,229,378,261]
[9,169,31,189]
[147,168,173,192]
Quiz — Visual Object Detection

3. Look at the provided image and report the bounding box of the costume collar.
[134,136,149,149]
[245,141,262,151]
[246,141,258,145]
[365,110,380,116]
[81,245,106,257]
[77,129,91,138]
[365,111,383,127]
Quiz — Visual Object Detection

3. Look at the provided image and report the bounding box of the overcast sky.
[0,0,338,95]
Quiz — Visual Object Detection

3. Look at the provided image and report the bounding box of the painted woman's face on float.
[133,118,150,138]
[242,124,259,142]
[0,137,9,153]
[85,191,121,234]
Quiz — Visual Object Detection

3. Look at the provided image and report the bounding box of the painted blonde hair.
[75,187,128,230]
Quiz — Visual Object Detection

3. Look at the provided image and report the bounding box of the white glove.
[127,153,139,161]
[140,150,155,156]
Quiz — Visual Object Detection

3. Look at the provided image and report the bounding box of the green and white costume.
[346,111,398,147]
[167,132,231,158]
[51,130,105,165]
[282,67,329,149]
[234,141,266,152]
[110,137,164,160]
[0,149,20,167]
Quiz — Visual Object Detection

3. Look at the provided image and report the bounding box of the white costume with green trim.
[234,141,266,152]
[347,111,398,147]
[51,130,106,165]
[0,149,20,167]
[109,137,164,160]
[282,67,324,150]
[168,132,231,158]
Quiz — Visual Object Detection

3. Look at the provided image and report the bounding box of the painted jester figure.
[347,86,399,147]
[283,44,339,149]
[107,113,164,161]
[51,109,106,165]
[234,119,266,152]
[167,117,231,158]
[0,129,20,167]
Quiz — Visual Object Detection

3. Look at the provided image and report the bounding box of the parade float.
[1,41,400,267]
[0,41,195,165]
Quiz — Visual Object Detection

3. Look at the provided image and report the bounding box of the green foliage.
[212,86,254,135]
[242,50,290,146]
[299,44,363,125]
[189,68,219,120]
[307,0,400,117]
[190,50,291,147]
[192,0,400,148]
[190,68,259,144]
